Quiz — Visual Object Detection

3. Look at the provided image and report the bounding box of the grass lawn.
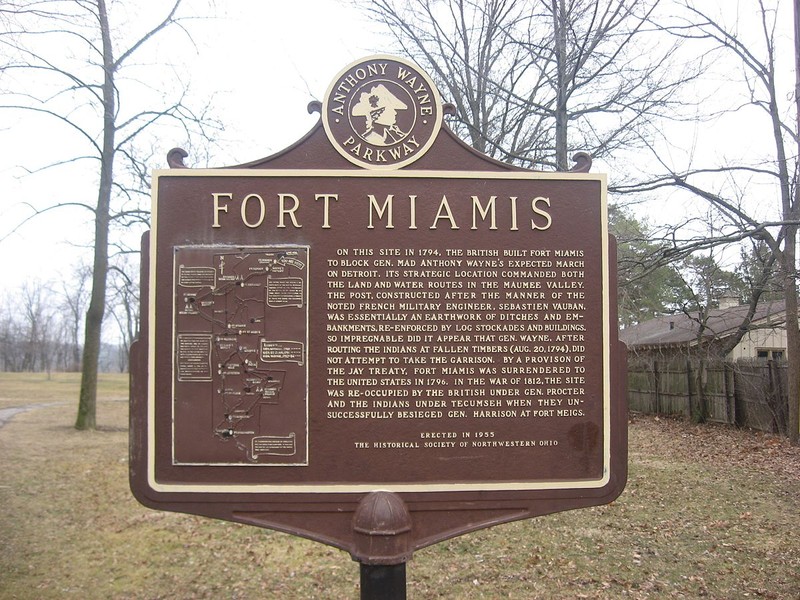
[0,372,798,599]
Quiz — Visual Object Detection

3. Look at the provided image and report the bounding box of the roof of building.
[619,299,786,348]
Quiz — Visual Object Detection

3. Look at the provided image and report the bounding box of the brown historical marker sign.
[130,55,626,563]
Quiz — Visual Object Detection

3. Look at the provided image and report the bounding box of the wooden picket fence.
[627,357,789,434]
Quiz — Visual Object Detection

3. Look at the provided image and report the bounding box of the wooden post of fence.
[653,360,661,414]
[733,366,744,427]
[686,359,694,420]
[775,360,787,434]
[767,359,786,434]
[723,362,735,426]
[767,360,775,433]
[698,359,708,423]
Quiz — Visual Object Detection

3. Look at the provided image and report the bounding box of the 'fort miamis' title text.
[210,192,554,231]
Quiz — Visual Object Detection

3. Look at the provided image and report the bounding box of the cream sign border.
[148,169,611,494]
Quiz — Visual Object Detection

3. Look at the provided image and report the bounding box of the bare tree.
[360,0,700,170]
[617,0,799,442]
[0,289,32,372]
[360,0,539,164]
[18,280,56,374]
[0,0,221,429]
[525,0,699,170]
[58,263,91,372]
[107,255,140,372]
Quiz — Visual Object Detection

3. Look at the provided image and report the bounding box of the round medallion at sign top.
[322,54,443,170]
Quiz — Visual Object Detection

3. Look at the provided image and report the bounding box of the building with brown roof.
[619,298,787,361]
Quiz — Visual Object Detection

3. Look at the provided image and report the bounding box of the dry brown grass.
[0,373,798,599]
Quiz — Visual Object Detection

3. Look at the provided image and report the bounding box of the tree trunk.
[76,0,115,430]
[552,0,569,171]
[789,0,800,445]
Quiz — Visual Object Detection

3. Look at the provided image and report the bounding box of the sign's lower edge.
[145,472,612,494]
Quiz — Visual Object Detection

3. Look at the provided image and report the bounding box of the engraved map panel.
[172,245,309,465]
